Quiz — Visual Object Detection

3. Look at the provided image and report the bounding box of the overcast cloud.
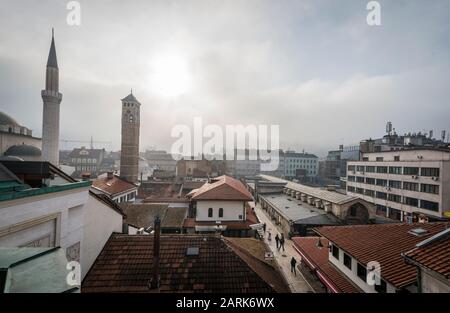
[1,0,449,156]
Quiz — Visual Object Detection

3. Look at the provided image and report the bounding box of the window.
[365,177,376,185]
[356,176,365,183]
[390,208,402,221]
[129,114,134,123]
[394,156,400,161]
[375,279,387,293]
[404,197,419,207]
[389,180,402,189]
[388,194,402,203]
[343,253,352,270]
[218,208,223,218]
[348,176,355,182]
[404,167,419,175]
[376,192,387,200]
[366,166,375,173]
[421,184,439,194]
[347,186,355,192]
[420,200,439,212]
[357,166,365,172]
[365,189,374,197]
[356,188,364,194]
[357,263,367,282]
[348,165,355,171]
[376,157,384,162]
[376,205,387,215]
[376,166,388,173]
[389,167,402,175]
[403,182,419,191]
[421,167,439,177]
[362,157,369,161]
[376,179,388,187]
[332,245,339,260]
[208,208,213,217]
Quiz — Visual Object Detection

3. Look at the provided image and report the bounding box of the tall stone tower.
[120,91,141,183]
[41,29,62,165]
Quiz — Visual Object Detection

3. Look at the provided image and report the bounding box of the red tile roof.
[189,175,253,201]
[82,234,276,293]
[314,222,450,289]
[91,174,136,196]
[292,237,360,293]
[403,229,450,279]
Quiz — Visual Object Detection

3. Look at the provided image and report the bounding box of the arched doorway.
[345,202,369,224]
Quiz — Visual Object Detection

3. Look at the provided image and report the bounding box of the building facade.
[346,149,450,221]
[41,30,62,165]
[283,151,318,178]
[68,147,106,177]
[120,92,141,183]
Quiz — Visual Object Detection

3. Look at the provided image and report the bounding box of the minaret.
[41,28,62,165]
[120,90,141,183]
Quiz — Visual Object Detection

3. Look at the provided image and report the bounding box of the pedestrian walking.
[291,257,297,276]
[275,234,280,250]
[263,223,266,233]
[280,234,285,252]
[267,231,272,242]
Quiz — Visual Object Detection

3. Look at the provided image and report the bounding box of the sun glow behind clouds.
[149,54,192,98]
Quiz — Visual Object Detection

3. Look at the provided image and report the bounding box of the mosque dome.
[0,111,20,127]
[4,144,42,157]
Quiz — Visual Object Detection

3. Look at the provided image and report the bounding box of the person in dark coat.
[280,234,285,252]
[275,234,280,249]
[291,257,297,276]
[263,223,266,233]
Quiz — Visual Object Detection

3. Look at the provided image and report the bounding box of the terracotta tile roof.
[189,175,253,201]
[121,203,187,230]
[91,174,136,196]
[292,237,360,293]
[314,222,450,289]
[82,234,276,293]
[403,229,450,279]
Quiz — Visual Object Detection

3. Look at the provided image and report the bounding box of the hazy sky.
[1,0,449,156]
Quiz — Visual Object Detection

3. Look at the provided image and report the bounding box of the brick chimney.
[149,216,161,290]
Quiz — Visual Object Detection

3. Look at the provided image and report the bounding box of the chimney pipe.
[149,216,161,290]
[107,171,114,179]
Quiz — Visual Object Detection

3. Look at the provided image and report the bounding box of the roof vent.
[409,228,428,236]
[186,247,199,256]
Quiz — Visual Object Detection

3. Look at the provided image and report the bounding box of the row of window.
[330,244,386,293]
[208,207,224,218]
[72,157,98,164]
[286,159,317,164]
[76,165,97,172]
[347,186,439,212]
[347,176,440,194]
[348,165,440,177]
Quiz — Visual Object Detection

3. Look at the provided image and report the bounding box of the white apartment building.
[346,149,450,221]
[283,151,318,178]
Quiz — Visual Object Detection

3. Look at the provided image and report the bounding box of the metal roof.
[259,174,358,204]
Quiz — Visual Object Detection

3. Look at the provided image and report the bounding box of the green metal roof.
[0,180,91,202]
[0,247,79,293]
